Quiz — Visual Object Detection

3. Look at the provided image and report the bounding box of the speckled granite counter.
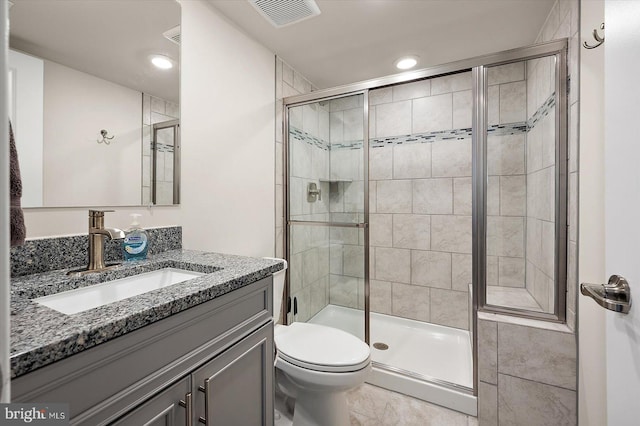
[10,250,284,379]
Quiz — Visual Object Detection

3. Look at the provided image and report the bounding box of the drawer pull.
[197,378,210,425]
[179,392,193,426]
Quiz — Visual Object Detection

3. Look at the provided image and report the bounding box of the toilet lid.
[275,322,370,373]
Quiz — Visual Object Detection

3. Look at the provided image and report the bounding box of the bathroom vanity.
[9,250,283,425]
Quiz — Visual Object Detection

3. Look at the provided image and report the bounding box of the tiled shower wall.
[288,94,367,321]
[327,97,365,312]
[485,63,528,292]
[478,0,579,424]
[525,56,558,311]
[275,58,325,322]
[142,94,179,205]
[288,101,331,322]
[275,57,315,258]
[485,57,557,313]
[367,74,474,330]
[367,68,533,330]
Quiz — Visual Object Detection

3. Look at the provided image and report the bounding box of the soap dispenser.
[123,214,149,261]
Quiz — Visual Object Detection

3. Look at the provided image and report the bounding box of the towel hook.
[97,129,115,145]
[583,23,605,49]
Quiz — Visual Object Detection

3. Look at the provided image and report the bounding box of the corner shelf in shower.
[319,179,353,183]
[319,179,353,194]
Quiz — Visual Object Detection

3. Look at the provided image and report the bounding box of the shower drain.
[373,342,389,350]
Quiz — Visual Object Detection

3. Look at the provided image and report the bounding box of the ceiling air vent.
[163,25,181,45]
[248,0,321,28]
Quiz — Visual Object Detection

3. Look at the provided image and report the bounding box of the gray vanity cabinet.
[12,276,275,426]
[116,322,273,426]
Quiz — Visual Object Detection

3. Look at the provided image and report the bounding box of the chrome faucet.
[85,210,125,273]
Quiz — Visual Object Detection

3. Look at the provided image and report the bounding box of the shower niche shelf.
[319,179,353,195]
[319,179,353,183]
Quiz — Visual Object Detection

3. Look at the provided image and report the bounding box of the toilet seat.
[275,322,370,373]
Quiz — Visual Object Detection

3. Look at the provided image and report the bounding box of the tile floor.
[275,383,478,426]
[348,384,478,426]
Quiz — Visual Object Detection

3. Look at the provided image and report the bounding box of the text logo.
[0,404,68,425]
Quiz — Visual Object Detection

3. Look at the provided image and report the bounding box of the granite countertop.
[10,250,284,379]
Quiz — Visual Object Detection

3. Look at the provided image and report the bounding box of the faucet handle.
[89,209,115,217]
[88,209,115,228]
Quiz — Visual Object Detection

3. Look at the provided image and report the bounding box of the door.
[192,323,274,426]
[578,1,607,425]
[285,92,368,341]
[604,1,640,424]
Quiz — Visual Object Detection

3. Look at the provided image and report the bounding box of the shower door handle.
[580,275,632,313]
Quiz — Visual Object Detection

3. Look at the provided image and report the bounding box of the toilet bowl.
[265,258,371,426]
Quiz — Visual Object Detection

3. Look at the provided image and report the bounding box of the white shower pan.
[309,304,477,416]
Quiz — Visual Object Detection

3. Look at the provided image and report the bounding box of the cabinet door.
[193,322,274,426]
[112,377,191,426]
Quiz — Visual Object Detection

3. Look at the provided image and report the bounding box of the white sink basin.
[34,268,205,315]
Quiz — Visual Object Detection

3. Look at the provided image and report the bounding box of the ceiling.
[9,0,180,103]
[209,0,555,89]
[7,1,555,99]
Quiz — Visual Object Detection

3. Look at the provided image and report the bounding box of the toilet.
[266,258,371,426]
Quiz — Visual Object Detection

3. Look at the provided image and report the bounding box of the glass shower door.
[367,72,474,391]
[151,119,180,205]
[286,93,368,343]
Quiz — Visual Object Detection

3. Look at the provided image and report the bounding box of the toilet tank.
[263,257,287,324]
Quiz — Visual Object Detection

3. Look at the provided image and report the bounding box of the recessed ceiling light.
[151,55,173,70]
[395,56,419,70]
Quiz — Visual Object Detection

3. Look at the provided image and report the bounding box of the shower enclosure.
[283,40,567,415]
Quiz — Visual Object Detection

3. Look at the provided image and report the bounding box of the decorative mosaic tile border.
[527,93,556,130]
[153,142,175,153]
[10,226,182,277]
[289,93,555,150]
[289,127,329,150]
[331,141,364,150]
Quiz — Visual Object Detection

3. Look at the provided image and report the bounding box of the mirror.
[8,0,180,207]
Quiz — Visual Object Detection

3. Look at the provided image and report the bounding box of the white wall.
[22,207,181,238]
[43,60,141,206]
[180,0,275,257]
[578,0,606,424]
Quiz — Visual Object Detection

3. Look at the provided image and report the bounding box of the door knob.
[580,274,632,314]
